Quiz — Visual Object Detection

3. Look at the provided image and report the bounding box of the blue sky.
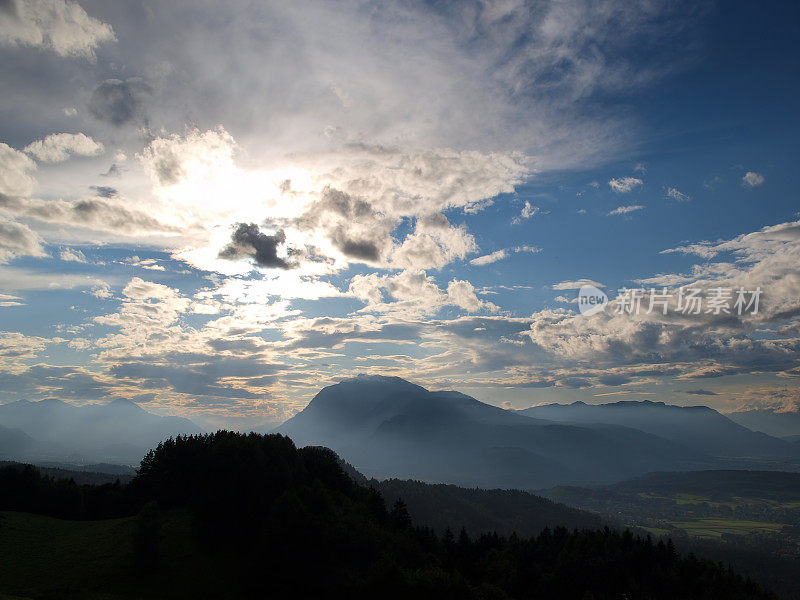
[0,0,798,430]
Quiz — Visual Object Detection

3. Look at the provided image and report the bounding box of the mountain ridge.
[276,375,712,488]
[0,398,203,463]
[519,398,793,458]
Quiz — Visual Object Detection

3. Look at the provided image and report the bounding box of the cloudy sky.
[0,0,798,429]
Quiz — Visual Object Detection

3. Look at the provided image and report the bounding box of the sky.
[0,0,799,430]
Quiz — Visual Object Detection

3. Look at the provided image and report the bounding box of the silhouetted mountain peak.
[39,398,70,406]
[104,398,146,413]
[335,374,429,395]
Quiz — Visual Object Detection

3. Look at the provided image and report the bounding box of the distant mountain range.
[277,375,717,488]
[276,375,800,489]
[519,400,794,458]
[3,376,798,485]
[726,407,800,438]
[0,398,203,464]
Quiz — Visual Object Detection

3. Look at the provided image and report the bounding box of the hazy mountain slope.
[519,400,792,457]
[277,375,707,488]
[0,425,39,457]
[0,398,203,463]
[278,376,543,447]
[727,407,800,438]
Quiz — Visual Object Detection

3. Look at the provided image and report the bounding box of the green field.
[0,510,231,599]
[0,511,136,598]
[668,518,786,539]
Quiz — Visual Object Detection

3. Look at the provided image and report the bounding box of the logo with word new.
[577,285,608,316]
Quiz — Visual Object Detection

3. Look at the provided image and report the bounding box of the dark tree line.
[0,432,780,599]
[0,462,132,519]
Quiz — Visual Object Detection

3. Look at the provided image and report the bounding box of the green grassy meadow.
[0,510,231,599]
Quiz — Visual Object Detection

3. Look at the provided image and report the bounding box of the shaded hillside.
[520,400,793,458]
[376,479,608,537]
[0,432,777,600]
[277,375,707,488]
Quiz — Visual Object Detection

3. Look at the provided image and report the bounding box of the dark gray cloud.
[218,223,293,269]
[334,235,381,261]
[685,389,719,396]
[89,78,151,126]
[321,187,373,218]
[561,377,592,389]
[0,365,113,399]
[0,193,182,235]
[0,216,43,259]
[285,318,423,350]
[0,0,18,18]
[296,187,390,263]
[109,358,285,399]
[89,185,118,198]
[508,379,557,389]
[101,164,121,178]
[598,374,631,386]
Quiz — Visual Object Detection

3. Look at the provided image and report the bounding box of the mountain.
[726,407,800,438]
[519,400,793,458]
[0,424,39,457]
[277,375,707,488]
[0,398,203,463]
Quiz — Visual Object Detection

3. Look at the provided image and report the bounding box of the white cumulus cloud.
[742,171,764,188]
[608,177,643,193]
[23,132,104,163]
[0,143,37,197]
[0,0,115,61]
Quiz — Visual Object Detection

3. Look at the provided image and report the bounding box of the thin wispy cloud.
[608,205,644,216]
[665,186,690,202]
[470,246,540,266]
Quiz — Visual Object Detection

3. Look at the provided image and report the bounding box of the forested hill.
[375,478,608,537]
[0,432,778,599]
